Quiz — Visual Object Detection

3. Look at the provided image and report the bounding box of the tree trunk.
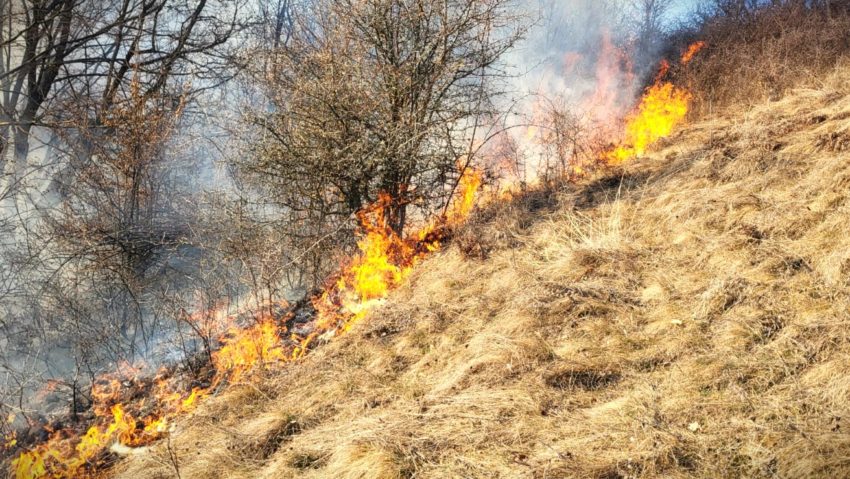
[12,123,31,180]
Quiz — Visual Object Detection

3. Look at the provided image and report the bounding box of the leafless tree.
[236,0,524,287]
[258,0,299,48]
[0,0,253,429]
[0,0,249,188]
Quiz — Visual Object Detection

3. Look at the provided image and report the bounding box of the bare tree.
[237,0,524,284]
[258,0,299,48]
[46,76,188,351]
[0,0,249,187]
[628,0,675,58]
[0,0,253,429]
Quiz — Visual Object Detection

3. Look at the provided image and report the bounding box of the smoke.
[514,1,633,112]
[497,0,691,180]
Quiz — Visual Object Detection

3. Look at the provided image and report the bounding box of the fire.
[180,388,202,411]
[312,194,415,333]
[212,320,287,382]
[447,168,483,223]
[8,166,483,479]
[3,415,17,451]
[314,167,482,335]
[603,42,705,164]
[10,405,141,479]
[603,81,691,163]
[7,316,293,478]
[682,41,706,64]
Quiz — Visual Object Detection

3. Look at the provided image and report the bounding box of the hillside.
[111,69,850,479]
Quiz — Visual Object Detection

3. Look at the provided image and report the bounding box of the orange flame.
[603,81,691,163]
[212,320,287,382]
[10,405,142,479]
[602,42,705,164]
[314,167,482,335]
[682,41,706,65]
[9,315,294,478]
[3,416,17,451]
[447,168,483,224]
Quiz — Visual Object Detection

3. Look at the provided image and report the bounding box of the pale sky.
[669,0,706,25]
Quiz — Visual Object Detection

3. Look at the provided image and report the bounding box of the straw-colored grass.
[112,68,850,479]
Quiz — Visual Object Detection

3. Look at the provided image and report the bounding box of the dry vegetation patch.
[113,70,850,479]
[673,3,850,117]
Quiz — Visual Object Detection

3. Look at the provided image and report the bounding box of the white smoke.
[495,0,693,181]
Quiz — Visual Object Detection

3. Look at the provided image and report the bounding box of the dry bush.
[671,1,850,116]
[241,0,525,240]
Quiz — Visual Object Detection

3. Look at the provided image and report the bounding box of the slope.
[112,68,850,479]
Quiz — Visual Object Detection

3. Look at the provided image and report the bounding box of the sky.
[670,0,704,23]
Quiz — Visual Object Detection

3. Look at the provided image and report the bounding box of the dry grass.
[111,67,850,479]
[672,3,850,117]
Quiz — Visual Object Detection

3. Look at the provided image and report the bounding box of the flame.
[10,405,142,479]
[8,317,291,477]
[681,41,706,65]
[602,42,705,164]
[447,168,483,223]
[180,388,202,411]
[212,320,287,382]
[313,167,482,335]
[3,420,16,451]
[603,81,691,163]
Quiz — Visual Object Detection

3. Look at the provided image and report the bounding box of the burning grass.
[602,42,705,165]
[108,65,850,478]
[312,166,482,335]
[4,165,484,479]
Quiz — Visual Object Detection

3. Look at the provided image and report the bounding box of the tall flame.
[603,81,691,163]
[602,42,705,164]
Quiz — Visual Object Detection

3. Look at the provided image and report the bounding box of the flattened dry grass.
[113,69,850,479]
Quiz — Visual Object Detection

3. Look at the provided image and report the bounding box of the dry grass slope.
[113,68,850,479]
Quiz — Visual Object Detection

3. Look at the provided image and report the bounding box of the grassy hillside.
[112,68,850,479]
